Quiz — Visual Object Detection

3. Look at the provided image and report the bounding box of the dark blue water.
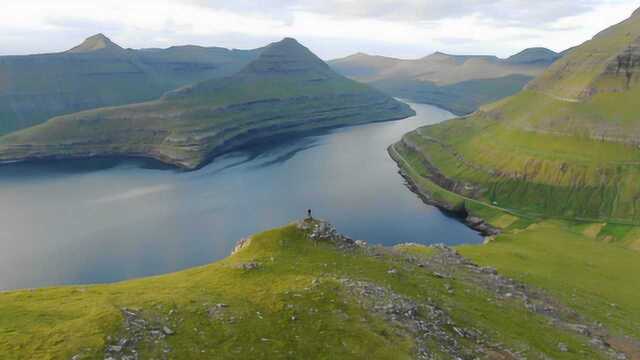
[0,102,481,290]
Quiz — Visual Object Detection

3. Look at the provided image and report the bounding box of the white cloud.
[0,0,637,59]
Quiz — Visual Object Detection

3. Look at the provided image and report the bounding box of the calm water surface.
[0,102,481,290]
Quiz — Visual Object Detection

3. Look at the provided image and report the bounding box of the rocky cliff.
[0,38,414,169]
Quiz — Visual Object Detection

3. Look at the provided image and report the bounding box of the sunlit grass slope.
[460,220,640,340]
[0,221,619,359]
[392,8,640,223]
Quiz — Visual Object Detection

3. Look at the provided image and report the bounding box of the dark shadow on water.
[195,131,326,176]
[0,156,176,179]
[251,141,322,169]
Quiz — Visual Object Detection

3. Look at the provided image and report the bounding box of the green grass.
[371,74,533,116]
[528,10,640,99]
[460,220,640,339]
[0,39,412,170]
[398,90,640,222]
[394,133,640,341]
[0,44,259,136]
[391,9,640,223]
[0,222,609,359]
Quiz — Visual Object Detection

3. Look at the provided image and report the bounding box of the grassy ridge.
[371,74,533,116]
[391,142,640,346]
[0,36,260,135]
[460,220,640,340]
[330,49,559,115]
[393,9,640,223]
[0,38,413,169]
[397,114,640,222]
[0,221,618,359]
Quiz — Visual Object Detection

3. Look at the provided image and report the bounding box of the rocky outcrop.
[610,36,640,89]
[296,219,365,251]
[388,140,503,237]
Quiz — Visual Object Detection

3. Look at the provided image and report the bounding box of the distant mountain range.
[0,34,261,135]
[392,6,640,223]
[330,47,562,115]
[0,38,413,169]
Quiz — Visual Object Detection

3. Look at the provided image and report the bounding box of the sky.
[0,0,637,60]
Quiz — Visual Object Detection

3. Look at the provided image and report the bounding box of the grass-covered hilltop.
[391,7,640,224]
[0,38,413,169]
[2,219,639,359]
[0,34,261,135]
[382,11,640,358]
[4,7,640,360]
[329,47,561,115]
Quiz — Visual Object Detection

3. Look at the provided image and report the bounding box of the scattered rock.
[103,308,173,359]
[558,342,569,352]
[464,216,501,236]
[162,326,175,336]
[231,237,252,255]
[240,262,260,271]
[466,216,484,226]
[411,244,635,359]
[107,345,122,353]
[432,271,448,279]
[297,220,357,250]
[340,278,491,359]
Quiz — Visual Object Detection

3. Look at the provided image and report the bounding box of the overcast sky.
[0,0,637,59]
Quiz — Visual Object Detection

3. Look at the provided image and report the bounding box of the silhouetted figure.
[307,209,313,220]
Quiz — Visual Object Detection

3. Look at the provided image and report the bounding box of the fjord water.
[0,102,481,290]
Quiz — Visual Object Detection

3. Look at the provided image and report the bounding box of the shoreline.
[0,111,416,172]
[387,143,501,238]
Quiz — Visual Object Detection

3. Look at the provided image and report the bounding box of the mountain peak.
[239,37,331,76]
[506,47,560,65]
[429,51,451,58]
[67,33,123,53]
[634,7,640,17]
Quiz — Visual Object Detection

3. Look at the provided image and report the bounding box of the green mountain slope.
[0,34,260,135]
[2,219,638,359]
[0,38,414,169]
[391,7,640,223]
[330,48,560,115]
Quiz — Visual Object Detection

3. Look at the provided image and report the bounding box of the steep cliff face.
[0,34,261,135]
[391,7,640,223]
[602,35,640,91]
[0,38,414,169]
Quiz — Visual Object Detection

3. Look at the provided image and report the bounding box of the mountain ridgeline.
[0,38,414,169]
[391,7,640,223]
[0,34,261,135]
[330,48,562,115]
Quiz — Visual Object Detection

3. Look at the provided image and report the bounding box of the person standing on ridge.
[307,209,312,220]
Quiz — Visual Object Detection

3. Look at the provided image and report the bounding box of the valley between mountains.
[2,5,640,360]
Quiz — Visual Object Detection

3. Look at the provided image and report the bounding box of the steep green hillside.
[2,219,638,359]
[391,8,640,223]
[330,48,560,115]
[371,74,532,116]
[0,38,413,169]
[0,34,260,135]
